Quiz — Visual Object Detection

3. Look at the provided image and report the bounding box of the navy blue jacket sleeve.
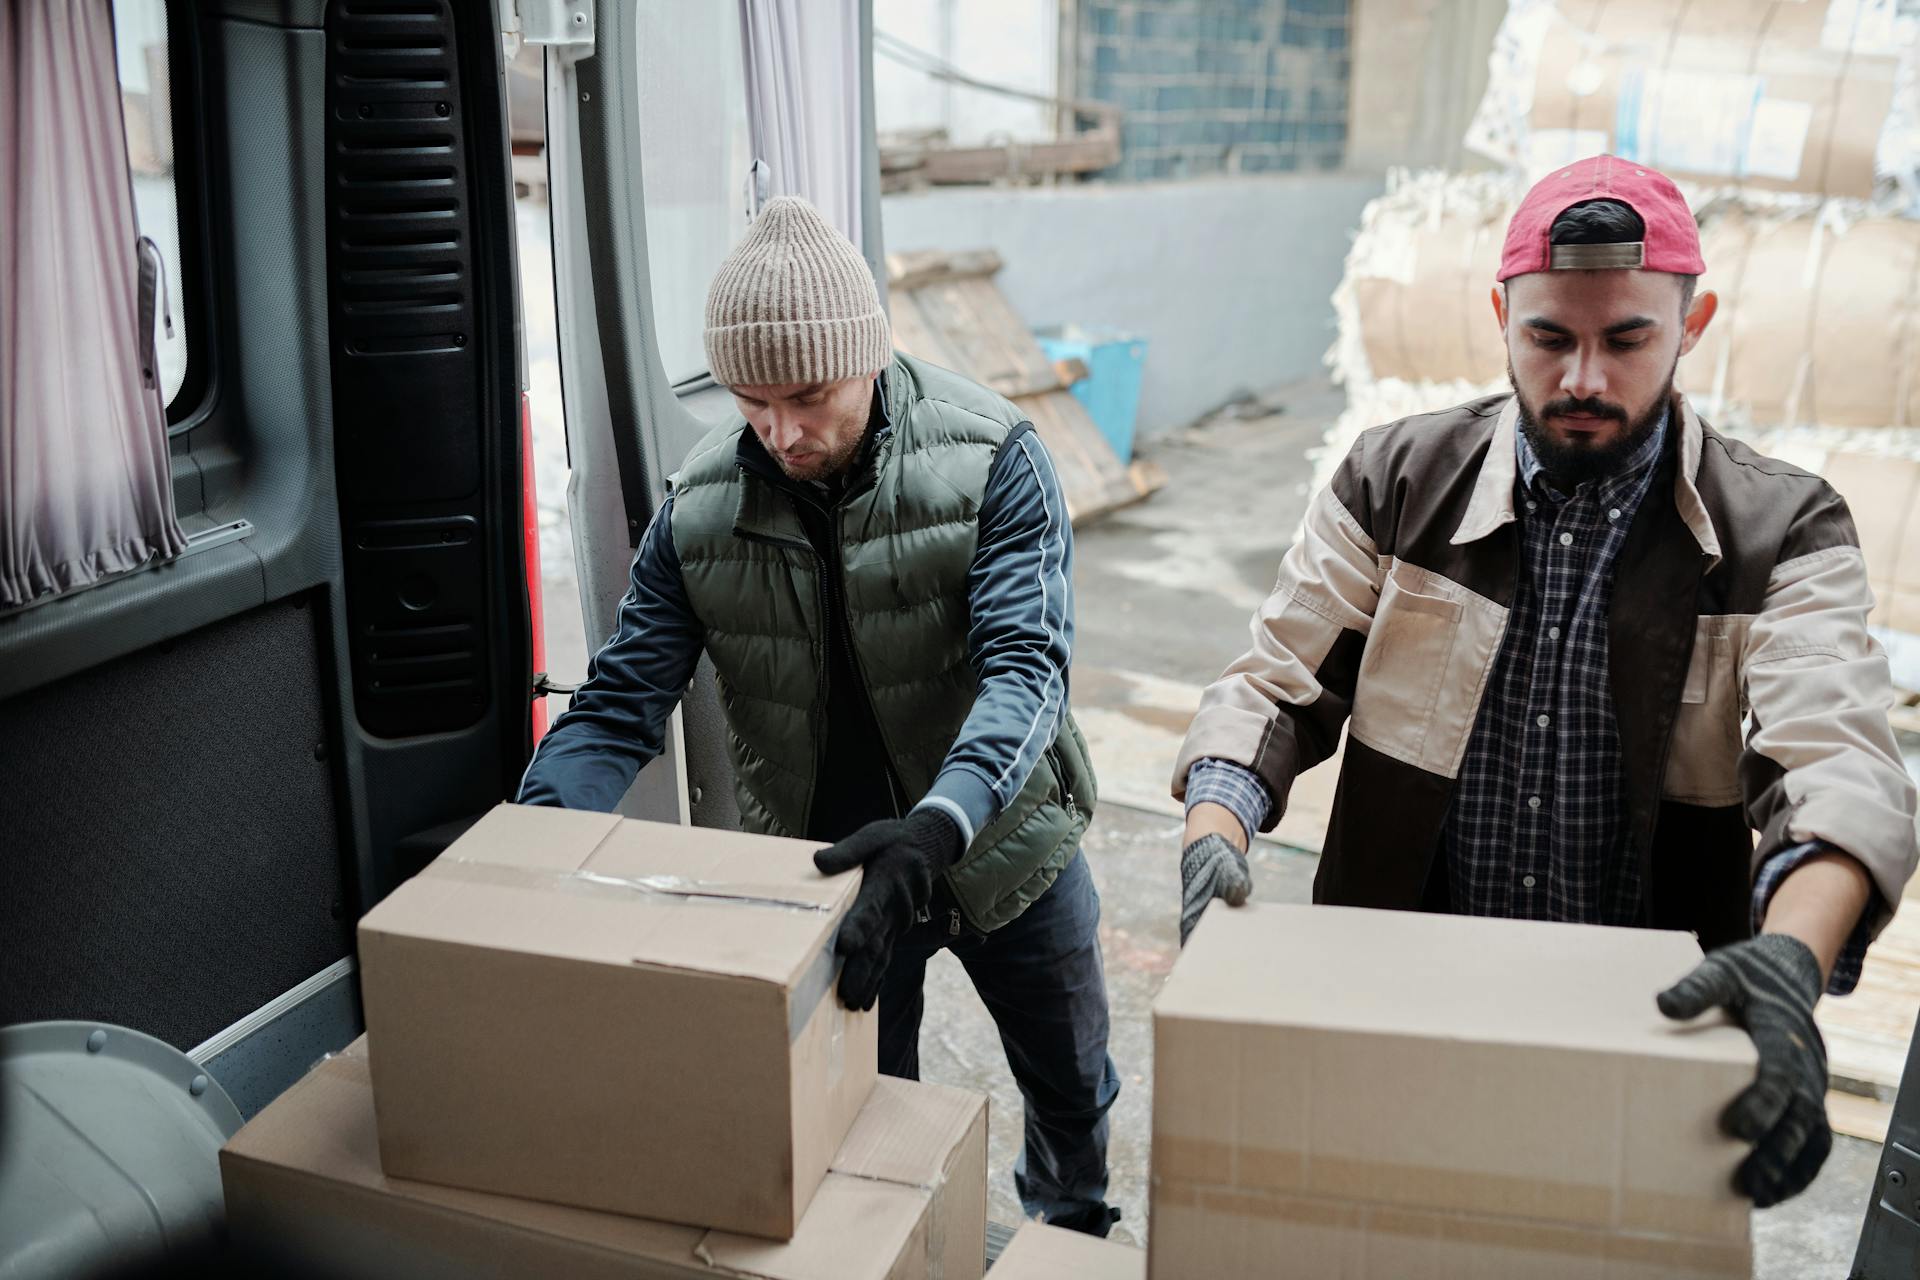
[913,427,1074,846]
[516,496,704,812]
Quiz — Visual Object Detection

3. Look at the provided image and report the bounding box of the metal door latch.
[532,671,582,698]
[510,0,593,49]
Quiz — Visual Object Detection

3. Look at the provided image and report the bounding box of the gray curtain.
[1,1,186,610]
[737,0,864,246]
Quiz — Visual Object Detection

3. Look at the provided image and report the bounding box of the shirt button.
[1536,713,1551,727]
[1526,501,1538,513]
[1522,874,1537,888]
[1608,508,1622,521]
[1547,626,1561,640]
[1559,532,1574,547]
[1528,795,1542,810]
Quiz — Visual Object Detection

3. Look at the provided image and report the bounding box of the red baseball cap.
[1497,154,1705,282]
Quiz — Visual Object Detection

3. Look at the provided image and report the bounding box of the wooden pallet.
[886,249,1164,526]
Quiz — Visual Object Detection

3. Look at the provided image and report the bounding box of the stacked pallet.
[887,249,1165,525]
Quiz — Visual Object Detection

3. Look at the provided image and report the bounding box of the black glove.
[1179,833,1253,946]
[813,809,965,1011]
[1656,932,1830,1208]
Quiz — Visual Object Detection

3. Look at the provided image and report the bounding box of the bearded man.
[1174,156,1918,1207]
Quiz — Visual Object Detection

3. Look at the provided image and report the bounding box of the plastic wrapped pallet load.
[1334,177,1920,427]
[1463,0,1919,201]
[1686,203,1920,429]
[1329,170,1518,391]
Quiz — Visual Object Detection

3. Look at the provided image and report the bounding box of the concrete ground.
[517,194,1885,1273]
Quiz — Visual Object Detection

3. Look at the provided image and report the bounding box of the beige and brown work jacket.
[1174,392,1918,947]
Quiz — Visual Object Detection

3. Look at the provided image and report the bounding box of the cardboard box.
[357,803,877,1238]
[220,1037,986,1280]
[991,1222,1145,1278]
[1150,905,1757,1279]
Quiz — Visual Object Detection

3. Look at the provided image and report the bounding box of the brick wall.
[1078,0,1351,181]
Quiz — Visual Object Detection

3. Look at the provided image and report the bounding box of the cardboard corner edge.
[939,1086,991,1280]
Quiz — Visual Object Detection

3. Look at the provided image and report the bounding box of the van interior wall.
[0,0,528,1056]
[879,172,1384,437]
[0,599,352,1050]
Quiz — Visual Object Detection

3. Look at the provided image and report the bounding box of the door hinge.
[513,0,593,50]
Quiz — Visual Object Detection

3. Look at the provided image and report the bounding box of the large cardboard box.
[991,1222,1145,1278]
[357,803,877,1238]
[221,1037,986,1280]
[1151,905,1757,1279]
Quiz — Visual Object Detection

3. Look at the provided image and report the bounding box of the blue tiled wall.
[1078,0,1350,182]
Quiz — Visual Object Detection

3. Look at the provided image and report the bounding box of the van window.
[113,0,190,410]
[635,1,753,386]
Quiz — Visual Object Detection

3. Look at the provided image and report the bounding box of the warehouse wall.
[1075,0,1352,181]
[881,170,1384,435]
[1343,0,1505,173]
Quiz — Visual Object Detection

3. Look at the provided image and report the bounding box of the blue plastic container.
[1035,326,1148,464]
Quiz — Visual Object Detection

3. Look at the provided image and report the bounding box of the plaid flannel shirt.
[1188,409,1871,994]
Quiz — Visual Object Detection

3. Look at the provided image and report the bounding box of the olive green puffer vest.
[669,354,1096,932]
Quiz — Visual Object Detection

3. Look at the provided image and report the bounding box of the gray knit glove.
[1179,833,1252,946]
[1656,933,1830,1208]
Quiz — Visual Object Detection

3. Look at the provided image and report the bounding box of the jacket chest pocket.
[1350,563,1467,772]
[1664,619,1747,806]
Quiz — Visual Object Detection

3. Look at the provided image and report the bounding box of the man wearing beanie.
[1174,156,1917,1207]
[520,196,1120,1236]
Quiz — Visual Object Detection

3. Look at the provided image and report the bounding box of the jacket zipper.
[1047,744,1079,823]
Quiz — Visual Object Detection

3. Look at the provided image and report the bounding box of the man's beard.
[771,403,871,482]
[1511,358,1675,489]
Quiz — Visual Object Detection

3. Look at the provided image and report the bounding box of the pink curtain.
[1,1,186,609]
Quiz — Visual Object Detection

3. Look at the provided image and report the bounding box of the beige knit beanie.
[703,196,892,388]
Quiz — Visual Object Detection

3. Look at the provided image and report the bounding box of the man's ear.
[1679,289,1718,358]
[1491,284,1509,334]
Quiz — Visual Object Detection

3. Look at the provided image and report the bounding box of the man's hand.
[1179,833,1253,946]
[1657,933,1830,1208]
[814,809,964,1011]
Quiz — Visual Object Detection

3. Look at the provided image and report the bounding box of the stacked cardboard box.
[1150,904,1756,1279]
[222,1038,986,1280]
[355,803,876,1238]
[220,804,987,1277]
[991,1221,1145,1278]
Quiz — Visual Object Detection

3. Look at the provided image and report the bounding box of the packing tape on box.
[428,856,845,1043]
[429,854,836,912]
[1154,1176,1748,1272]
[1154,1137,1746,1257]
[1155,1182,1747,1270]
[833,1155,955,1278]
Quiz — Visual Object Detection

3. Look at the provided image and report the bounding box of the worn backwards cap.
[1497,154,1705,282]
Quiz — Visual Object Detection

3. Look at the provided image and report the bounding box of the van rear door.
[0,0,532,1099]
